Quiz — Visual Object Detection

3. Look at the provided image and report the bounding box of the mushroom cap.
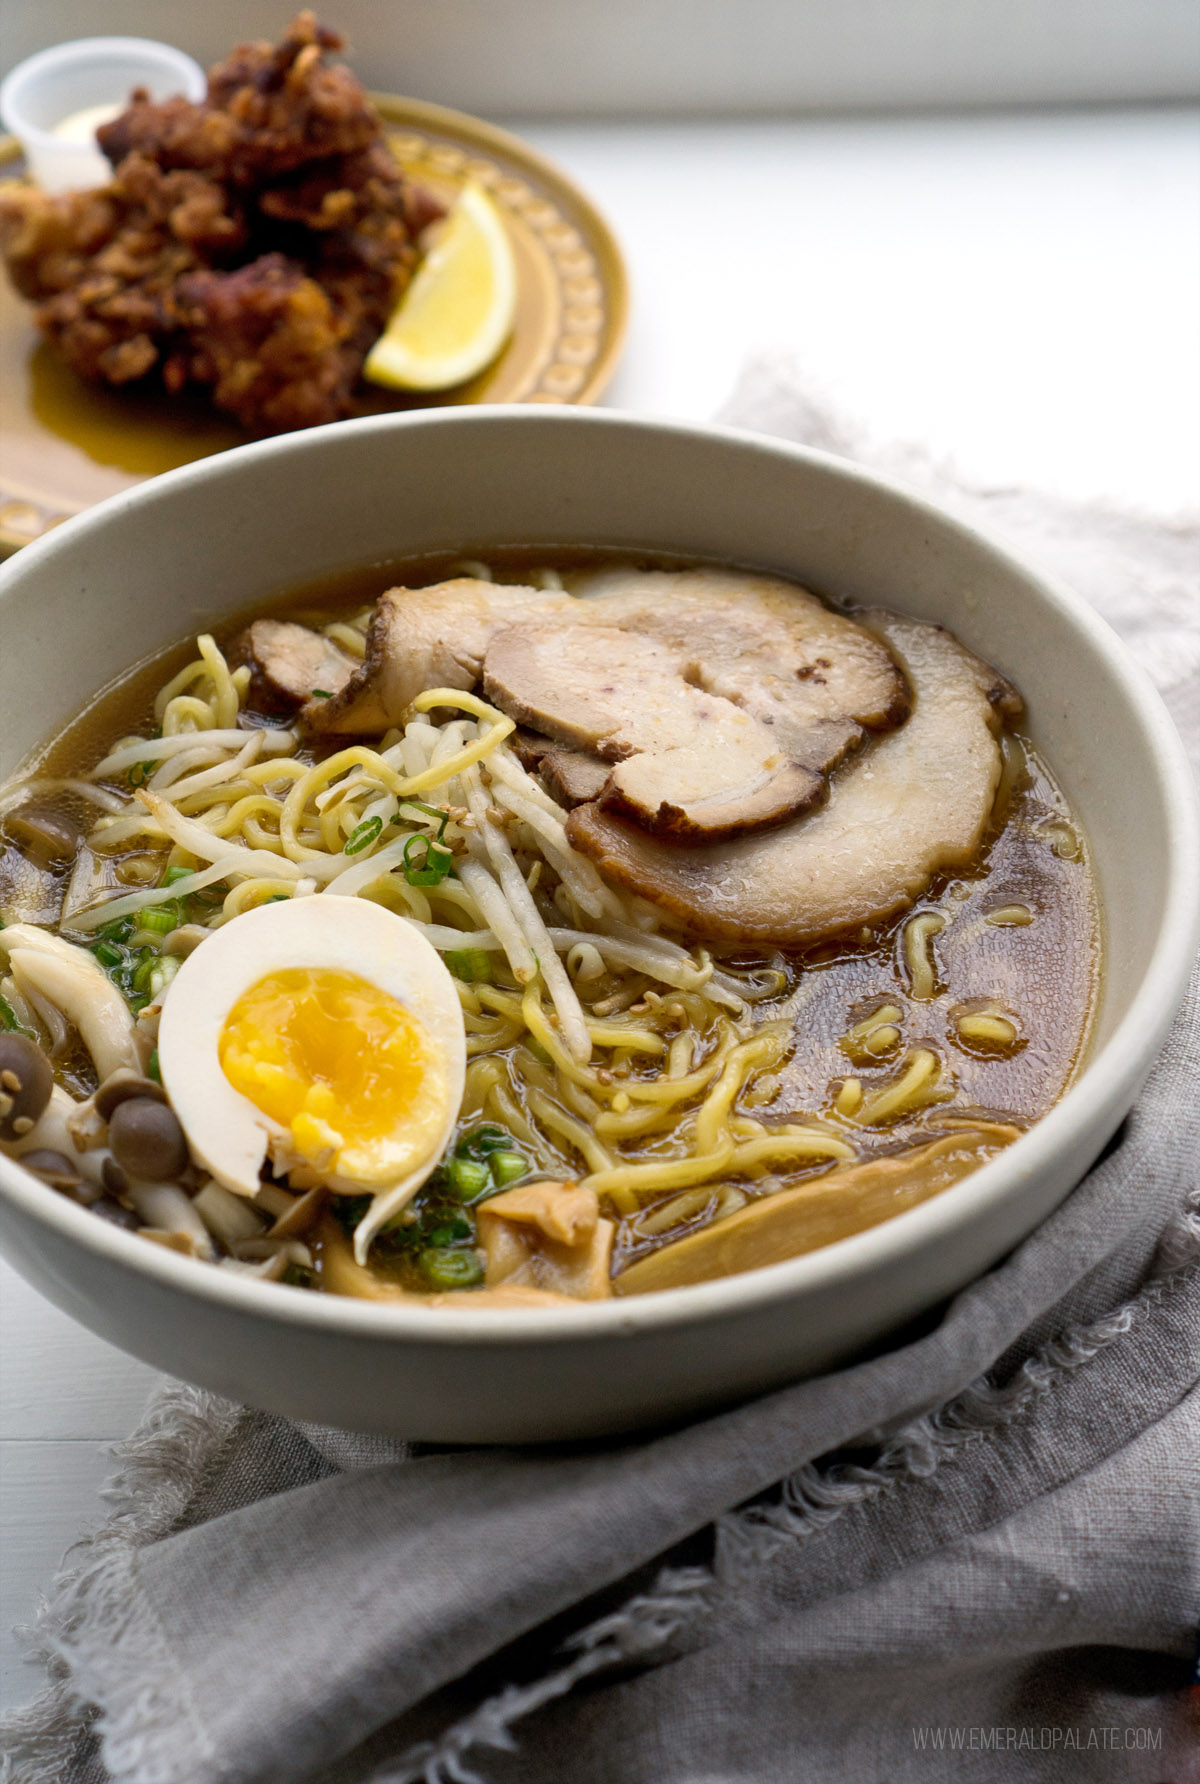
[108,1096,189,1183]
[0,1031,54,1142]
[2,806,80,869]
[94,1069,168,1122]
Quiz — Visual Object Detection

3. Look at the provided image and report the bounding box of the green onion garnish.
[163,866,194,887]
[344,816,383,856]
[132,954,157,993]
[0,994,22,1032]
[127,761,154,788]
[456,1124,511,1158]
[488,1150,528,1189]
[445,1157,490,1201]
[310,689,332,699]
[94,940,124,970]
[419,1248,483,1291]
[138,904,180,935]
[147,1048,162,1084]
[444,947,492,983]
[402,833,453,886]
[395,799,451,838]
[426,1214,473,1245]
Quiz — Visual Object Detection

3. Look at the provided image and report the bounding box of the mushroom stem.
[125,1182,215,1259]
[0,925,139,1079]
[7,1086,109,1188]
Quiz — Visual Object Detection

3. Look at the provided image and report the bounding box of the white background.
[1,101,1199,1709]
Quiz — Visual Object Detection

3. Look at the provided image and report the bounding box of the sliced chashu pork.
[484,623,822,840]
[564,566,909,761]
[236,619,357,711]
[510,728,610,806]
[567,611,1022,948]
[302,578,549,734]
[303,568,909,844]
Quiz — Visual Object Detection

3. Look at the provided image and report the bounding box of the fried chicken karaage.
[0,13,443,434]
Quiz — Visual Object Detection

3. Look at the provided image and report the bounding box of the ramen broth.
[0,551,1100,1303]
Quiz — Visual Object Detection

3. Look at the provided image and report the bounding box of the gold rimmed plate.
[0,93,628,554]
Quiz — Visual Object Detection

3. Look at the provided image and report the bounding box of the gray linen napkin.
[2,361,1197,1784]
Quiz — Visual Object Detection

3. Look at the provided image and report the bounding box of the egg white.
[157,896,466,1258]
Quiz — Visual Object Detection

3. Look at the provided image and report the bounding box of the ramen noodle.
[0,552,1100,1306]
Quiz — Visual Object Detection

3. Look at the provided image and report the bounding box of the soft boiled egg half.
[157,896,466,1260]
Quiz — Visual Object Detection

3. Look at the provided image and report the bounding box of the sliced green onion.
[488,1150,528,1189]
[310,689,332,700]
[132,953,157,993]
[444,947,492,983]
[138,904,180,935]
[425,1214,473,1245]
[147,1048,162,1084]
[344,816,384,856]
[148,958,179,1000]
[393,799,451,841]
[0,994,23,1032]
[420,1248,483,1291]
[127,761,154,788]
[402,833,453,886]
[94,940,123,970]
[97,916,135,944]
[162,866,195,887]
[446,1157,490,1201]
[456,1124,509,1158]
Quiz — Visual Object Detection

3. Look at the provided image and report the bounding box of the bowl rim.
[1,404,1196,1348]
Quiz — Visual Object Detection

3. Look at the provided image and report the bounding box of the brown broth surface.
[1,550,1102,1289]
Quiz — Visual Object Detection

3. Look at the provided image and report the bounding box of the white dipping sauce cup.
[0,37,206,193]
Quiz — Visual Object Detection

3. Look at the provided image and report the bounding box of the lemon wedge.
[364,181,517,391]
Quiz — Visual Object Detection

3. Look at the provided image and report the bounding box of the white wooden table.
[2,104,1197,1712]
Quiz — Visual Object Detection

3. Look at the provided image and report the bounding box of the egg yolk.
[218,967,446,1186]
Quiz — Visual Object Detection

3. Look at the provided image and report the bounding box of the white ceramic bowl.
[0,409,1195,1440]
[0,37,206,193]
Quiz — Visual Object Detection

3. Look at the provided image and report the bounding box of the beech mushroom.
[0,925,139,1078]
[2,806,80,870]
[0,1031,53,1142]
